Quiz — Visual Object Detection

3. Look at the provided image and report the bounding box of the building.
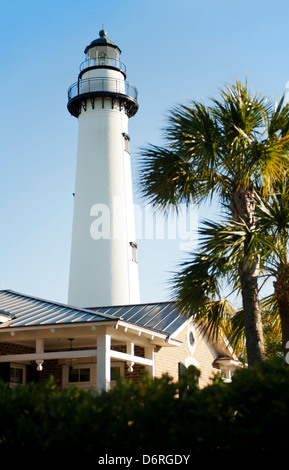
[0,31,243,391]
[0,290,241,390]
[67,29,140,308]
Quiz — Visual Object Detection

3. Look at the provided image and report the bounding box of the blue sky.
[0,0,288,305]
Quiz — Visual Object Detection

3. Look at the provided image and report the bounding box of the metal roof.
[0,290,118,328]
[84,30,121,54]
[0,290,186,336]
[87,303,185,336]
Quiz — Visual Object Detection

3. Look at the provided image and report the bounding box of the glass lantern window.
[98,52,107,65]
[97,45,119,61]
[87,47,96,60]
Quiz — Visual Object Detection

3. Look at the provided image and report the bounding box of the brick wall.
[0,342,34,355]
[154,324,220,388]
[37,359,62,386]
[0,342,62,386]
[112,344,145,384]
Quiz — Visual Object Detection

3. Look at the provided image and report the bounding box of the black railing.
[79,58,126,74]
[68,77,138,103]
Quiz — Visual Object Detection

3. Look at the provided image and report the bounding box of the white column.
[97,333,111,392]
[36,338,44,354]
[126,341,134,372]
[144,346,155,378]
[36,338,44,371]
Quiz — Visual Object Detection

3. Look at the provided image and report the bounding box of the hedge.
[0,359,288,452]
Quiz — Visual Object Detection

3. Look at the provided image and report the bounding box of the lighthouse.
[67,30,140,308]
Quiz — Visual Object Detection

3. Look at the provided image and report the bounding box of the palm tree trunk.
[231,186,266,365]
[239,266,266,364]
[279,309,289,359]
[274,264,289,358]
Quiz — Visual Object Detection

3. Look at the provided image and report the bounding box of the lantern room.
[80,29,125,76]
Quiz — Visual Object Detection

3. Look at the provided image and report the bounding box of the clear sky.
[0,0,288,305]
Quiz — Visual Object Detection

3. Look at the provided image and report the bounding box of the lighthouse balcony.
[79,58,126,77]
[67,77,138,118]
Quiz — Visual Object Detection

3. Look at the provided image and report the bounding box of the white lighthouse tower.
[67,30,140,308]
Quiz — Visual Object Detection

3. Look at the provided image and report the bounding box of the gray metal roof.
[0,290,118,328]
[0,290,185,336]
[87,303,185,336]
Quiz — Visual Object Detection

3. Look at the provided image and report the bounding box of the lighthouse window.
[98,52,107,65]
[123,133,130,153]
[130,242,138,263]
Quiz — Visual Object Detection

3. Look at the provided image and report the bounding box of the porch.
[0,321,176,391]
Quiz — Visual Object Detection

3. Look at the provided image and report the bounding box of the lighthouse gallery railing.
[79,58,127,74]
[68,77,138,102]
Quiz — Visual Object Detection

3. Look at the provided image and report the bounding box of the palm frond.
[252,136,289,195]
[139,79,289,214]
[254,188,289,264]
[198,218,260,271]
[167,102,220,167]
[226,308,246,356]
[267,95,289,139]
[193,297,236,341]
[261,293,280,324]
[172,252,224,313]
[172,255,237,342]
[137,145,197,208]
[213,81,270,142]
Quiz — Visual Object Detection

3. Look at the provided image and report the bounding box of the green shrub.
[0,360,288,452]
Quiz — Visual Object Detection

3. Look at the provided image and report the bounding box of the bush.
[0,360,288,452]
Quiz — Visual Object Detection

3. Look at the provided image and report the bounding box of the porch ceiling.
[0,319,172,351]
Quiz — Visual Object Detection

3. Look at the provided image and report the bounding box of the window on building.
[187,325,196,354]
[63,361,125,390]
[111,366,120,381]
[68,367,90,383]
[10,363,26,387]
[62,362,96,390]
[130,242,138,263]
[110,362,124,388]
[178,361,200,387]
[123,133,130,153]
[178,362,187,381]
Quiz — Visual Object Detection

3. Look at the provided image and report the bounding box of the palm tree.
[254,181,289,357]
[178,184,289,361]
[139,81,289,365]
[172,216,258,362]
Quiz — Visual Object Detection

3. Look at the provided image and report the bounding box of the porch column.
[36,338,44,371]
[97,333,111,392]
[36,338,44,353]
[126,342,134,372]
[144,346,155,378]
